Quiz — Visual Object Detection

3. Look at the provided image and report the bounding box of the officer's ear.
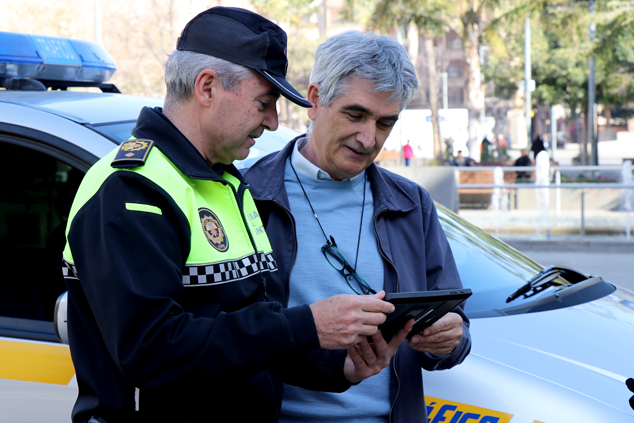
[194,69,220,108]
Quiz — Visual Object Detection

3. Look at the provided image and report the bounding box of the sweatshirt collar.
[245,136,416,213]
[291,136,363,182]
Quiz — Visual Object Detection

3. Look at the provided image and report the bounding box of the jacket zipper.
[373,207,400,423]
[389,349,401,423]
[231,182,268,300]
[235,182,279,418]
[273,199,298,305]
[373,207,400,293]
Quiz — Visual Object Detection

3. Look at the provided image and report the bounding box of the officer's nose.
[262,106,279,132]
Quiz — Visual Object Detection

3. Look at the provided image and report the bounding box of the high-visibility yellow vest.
[62,139,276,286]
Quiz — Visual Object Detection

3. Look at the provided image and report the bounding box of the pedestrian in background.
[481,136,493,162]
[496,134,509,161]
[514,148,532,181]
[403,139,414,166]
[531,134,545,160]
[450,150,474,166]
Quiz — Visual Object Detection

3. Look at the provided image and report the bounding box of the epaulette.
[111,139,155,168]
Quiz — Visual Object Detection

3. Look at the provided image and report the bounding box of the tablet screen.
[378,289,472,342]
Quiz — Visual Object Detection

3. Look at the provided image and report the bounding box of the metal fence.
[455,163,634,239]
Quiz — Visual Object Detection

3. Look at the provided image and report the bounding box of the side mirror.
[54,291,69,344]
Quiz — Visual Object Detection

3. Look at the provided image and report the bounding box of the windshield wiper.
[506,266,577,303]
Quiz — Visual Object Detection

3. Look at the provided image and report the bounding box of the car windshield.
[436,204,546,312]
[88,121,138,143]
[437,204,615,316]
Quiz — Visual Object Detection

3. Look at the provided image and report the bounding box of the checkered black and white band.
[62,259,79,280]
[183,252,277,286]
[62,253,277,287]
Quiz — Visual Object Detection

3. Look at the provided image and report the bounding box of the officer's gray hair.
[164,50,254,109]
[309,31,418,110]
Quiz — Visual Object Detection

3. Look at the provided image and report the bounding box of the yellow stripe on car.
[426,397,514,423]
[0,340,74,385]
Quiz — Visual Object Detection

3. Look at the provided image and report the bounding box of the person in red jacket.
[403,140,414,166]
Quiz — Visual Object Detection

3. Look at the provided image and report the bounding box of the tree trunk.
[463,24,484,162]
[533,106,543,138]
[578,107,588,165]
[604,106,612,141]
[421,30,443,164]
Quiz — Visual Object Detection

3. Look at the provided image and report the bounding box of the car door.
[0,130,91,422]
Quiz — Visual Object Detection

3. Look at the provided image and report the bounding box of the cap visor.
[257,70,312,108]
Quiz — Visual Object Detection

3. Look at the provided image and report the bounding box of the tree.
[1,0,206,98]
[486,0,634,164]
[366,0,455,164]
[442,0,523,157]
[354,0,523,162]
[251,0,323,132]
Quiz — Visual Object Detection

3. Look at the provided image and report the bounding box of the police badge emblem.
[199,208,229,252]
[111,139,154,168]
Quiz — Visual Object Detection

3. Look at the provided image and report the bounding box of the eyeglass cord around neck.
[289,159,366,272]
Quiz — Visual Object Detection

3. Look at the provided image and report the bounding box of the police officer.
[62,7,395,423]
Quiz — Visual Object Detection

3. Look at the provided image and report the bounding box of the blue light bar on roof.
[0,31,117,84]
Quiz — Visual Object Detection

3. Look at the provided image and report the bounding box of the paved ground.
[508,241,634,292]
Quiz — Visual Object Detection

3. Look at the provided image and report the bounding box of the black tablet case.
[378,288,472,342]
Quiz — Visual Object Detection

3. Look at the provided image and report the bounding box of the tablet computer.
[378,289,472,342]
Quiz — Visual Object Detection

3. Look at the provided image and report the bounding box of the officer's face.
[206,73,280,165]
[302,77,401,180]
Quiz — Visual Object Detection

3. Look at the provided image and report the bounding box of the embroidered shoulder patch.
[199,208,229,252]
[111,139,154,168]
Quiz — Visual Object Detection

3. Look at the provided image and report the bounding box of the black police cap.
[177,7,311,108]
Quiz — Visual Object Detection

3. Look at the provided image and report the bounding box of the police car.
[2,32,634,423]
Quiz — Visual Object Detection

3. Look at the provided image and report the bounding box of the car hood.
[465,286,634,416]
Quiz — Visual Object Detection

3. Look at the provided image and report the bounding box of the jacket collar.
[131,106,245,183]
[244,135,417,213]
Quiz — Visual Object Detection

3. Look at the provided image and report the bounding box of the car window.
[437,205,615,315]
[436,205,544,311]
[0,140,83,340]
[88,120,138,143]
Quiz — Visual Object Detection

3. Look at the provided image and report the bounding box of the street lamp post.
[588,0,597,165]
[525,11,532,149]
[442,72,448,110]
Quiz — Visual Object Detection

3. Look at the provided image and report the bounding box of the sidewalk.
[458,208,634,251]
[459,208,633,235]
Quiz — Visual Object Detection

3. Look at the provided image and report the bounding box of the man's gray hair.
[309,31,418,110]
[164,50,254,109]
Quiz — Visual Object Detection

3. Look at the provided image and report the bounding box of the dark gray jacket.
[243,138,471,423]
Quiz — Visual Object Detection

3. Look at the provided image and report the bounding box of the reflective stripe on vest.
[62,144,276,286]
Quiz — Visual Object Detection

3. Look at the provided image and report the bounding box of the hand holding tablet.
[377,289,472,343]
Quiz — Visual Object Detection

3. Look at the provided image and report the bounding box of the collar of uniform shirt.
[290,136,363,182]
